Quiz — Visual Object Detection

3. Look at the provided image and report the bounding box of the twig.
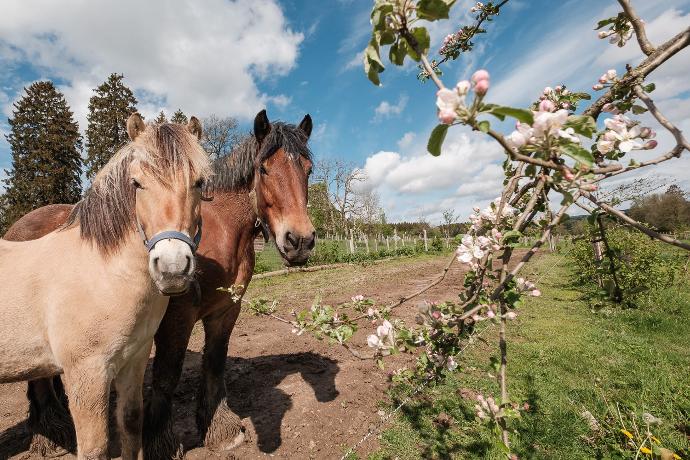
[581,192,690,251]
[617,0,655,55]
[634,85,690,151]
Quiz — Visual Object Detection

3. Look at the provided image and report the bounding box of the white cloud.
[357,126,505,222]
[344,51,365,71]
[397,132,416,149]
[373,94,408,120]
[0,0,303,130]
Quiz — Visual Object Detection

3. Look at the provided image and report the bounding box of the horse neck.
[209,188,258,242]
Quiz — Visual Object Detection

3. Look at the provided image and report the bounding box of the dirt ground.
[0,253,476,459]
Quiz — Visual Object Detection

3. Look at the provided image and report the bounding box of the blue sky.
[1,0,689,222]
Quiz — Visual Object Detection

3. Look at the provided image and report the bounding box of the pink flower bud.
[431,311,441,319]
[474,79,489,95]
[602,103,617,113]
[438,108,457,125]
[456,80,471,95]
[486,310,496,319]
[598,31,608,39]
[471,69,490,84]
[643,140,658,150]
[562,102,571,109]
[599,74,608,84]
[606,69,617,80]
[538,99,556,112]
[592,84,604,91]
[543,86,553,95]
[639,127,655,139]
[564,170,575,181]
[555,85,563,92]
[581,184,598,192]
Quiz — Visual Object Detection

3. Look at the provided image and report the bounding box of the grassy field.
[368,252,690,459]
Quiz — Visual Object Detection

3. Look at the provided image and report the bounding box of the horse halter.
[136,216,203,253]
[249,188,271,243]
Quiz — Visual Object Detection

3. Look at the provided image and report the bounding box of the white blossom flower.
[532,109,569,138]
[557,127,580,143]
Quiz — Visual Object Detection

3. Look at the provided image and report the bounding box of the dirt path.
[0,253,479,459]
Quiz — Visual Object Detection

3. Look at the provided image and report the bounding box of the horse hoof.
[202,402,246,452]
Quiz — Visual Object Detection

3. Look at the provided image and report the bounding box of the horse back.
[3,203,74,242]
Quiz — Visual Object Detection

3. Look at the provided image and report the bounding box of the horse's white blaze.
[148,238,195,294]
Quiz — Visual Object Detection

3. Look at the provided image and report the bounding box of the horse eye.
[194,178,205,189]
[131,178,142,189]
[260,165,268,175]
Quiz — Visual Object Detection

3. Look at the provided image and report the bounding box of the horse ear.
[127,112,146,141]
[254,109,271,143]
[299,114,313,139]
[187,116,203,140]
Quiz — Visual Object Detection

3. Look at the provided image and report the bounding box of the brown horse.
[0,113,212,460]
[4,110,315,458]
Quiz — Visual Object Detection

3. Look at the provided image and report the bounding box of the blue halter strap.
[136,217,203,253]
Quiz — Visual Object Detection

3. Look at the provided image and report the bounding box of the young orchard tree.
[154,110,167,124]
[84,73,138,180]
[355,0,690,455]
[1,81,82,232]
[313,158,367,234]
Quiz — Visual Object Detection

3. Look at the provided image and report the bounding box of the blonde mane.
[65,123,212,255]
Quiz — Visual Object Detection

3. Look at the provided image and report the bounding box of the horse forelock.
[213,121,311,192]
[65,123,212,255]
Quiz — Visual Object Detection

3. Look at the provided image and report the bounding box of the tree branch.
[585,26,690,120]
[618,0,655,55]
[581,192,690,251]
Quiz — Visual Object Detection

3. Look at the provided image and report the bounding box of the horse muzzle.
[148,238,196,295]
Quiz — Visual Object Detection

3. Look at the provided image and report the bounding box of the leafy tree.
[84,73,138,180]
[170,109,188,124]
[628,185,690,233]
[1,81,82,231]
[154,111,167,124]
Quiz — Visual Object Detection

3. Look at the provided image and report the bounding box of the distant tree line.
[0,74,243,233]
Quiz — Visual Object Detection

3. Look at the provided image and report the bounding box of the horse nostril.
[307,232,316,250]
[285,231,299,249]
[153,257,160,270]
[184,255,192,274]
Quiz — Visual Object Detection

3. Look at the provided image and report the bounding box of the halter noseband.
[136,217,203,253]
[249,188,271,243]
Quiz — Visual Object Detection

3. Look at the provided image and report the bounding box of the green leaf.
[643,82,656,93]
[378,30,396,46]
[502,230,522,244]
[631,104,647,114]
[427,124,449,156]
[389,41,406,66]
[417,0,456,21]
[561,144,594,167]
[560,191,574,206]
[364,42,384,86]
[594,18,615,30]
[488,106,534,124]
[477,120,490,133]
[370,4,393,31]
[405,27,430,62]
[564,115,597,138]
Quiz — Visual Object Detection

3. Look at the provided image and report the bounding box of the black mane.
[213,122,312,191]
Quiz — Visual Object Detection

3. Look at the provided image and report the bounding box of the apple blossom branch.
[616,0,655,55]
[585,26,690,120]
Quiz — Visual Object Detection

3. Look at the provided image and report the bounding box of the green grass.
[367,252,690,459]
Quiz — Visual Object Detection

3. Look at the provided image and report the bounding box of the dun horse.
[4,110,316,458]
[0,113,211,460]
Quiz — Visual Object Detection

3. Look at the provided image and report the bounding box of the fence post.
[423,229,428,252]
[365,236,370,254]
[374,238,378,252]
[386,236,390,250]
[349,229,355,254]
[394,228,398,250]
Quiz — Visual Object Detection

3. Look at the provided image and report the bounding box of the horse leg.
[143,306,196,460]
[62,364,111,460]
[114,342,150,460]
[196,307,245,451]
[27,377,76,457]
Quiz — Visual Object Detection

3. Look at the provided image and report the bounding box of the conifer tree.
[154,111,168,123]
[1,81,82,231]
[84,73,138,180]
[170,109,188,124]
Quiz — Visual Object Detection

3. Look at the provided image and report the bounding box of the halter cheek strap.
[136,217,203,253]
[249,189,271,243]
